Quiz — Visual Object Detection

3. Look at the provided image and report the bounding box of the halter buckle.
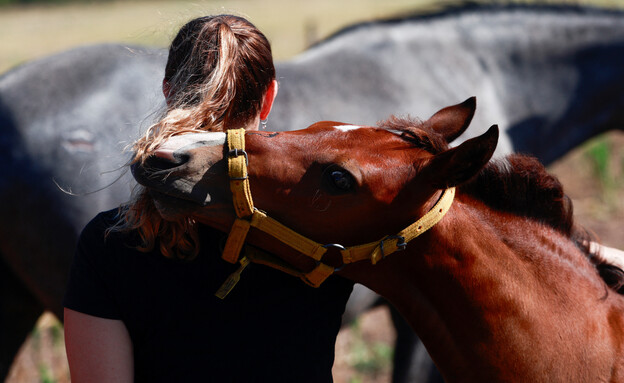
[228,148,249,165]
[379,235,406,259]
[228,148,249,180]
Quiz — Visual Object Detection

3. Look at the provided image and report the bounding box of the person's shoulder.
[80,208,119,237]
[89,208,122,228]
[79,208,139,249]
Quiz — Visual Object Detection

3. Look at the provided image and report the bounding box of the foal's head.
[133,98,498,247]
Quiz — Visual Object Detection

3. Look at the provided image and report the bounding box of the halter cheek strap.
[227,129,254,218]
[221,128,254,264]
[216,128,455,297]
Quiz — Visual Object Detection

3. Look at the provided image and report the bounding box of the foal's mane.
[462,155,575,236]
[380,116,624,294]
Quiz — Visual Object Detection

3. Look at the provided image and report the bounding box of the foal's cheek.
[310,189,332,212]
[192,209,237,233]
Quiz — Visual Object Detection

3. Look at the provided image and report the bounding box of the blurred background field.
[2,0,624,74]
[1,0,623,382]
[1,0,426,73]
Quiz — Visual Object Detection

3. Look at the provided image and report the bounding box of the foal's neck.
[370,199,624,382]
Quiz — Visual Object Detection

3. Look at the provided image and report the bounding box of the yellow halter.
[215,128,455,298]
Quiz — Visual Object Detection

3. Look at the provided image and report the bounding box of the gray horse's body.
[274,4,624,164]
[1,4,623,381]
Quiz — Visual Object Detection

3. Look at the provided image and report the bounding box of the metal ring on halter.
[228,148,249,165]
[379,235,407,259]
[322,243,346,250]
[321,243,346,272]
[261,119,268,130]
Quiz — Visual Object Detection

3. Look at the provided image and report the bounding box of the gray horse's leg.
[389,305,445,383]
[0,257,44,380]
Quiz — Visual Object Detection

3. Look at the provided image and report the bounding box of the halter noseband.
[216,128,455,298]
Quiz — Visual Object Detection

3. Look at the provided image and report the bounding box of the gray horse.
[1,3,623,381]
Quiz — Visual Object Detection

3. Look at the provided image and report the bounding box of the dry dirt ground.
[6,130,624,383]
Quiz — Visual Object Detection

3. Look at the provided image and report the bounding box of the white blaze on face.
[154,132,226,160]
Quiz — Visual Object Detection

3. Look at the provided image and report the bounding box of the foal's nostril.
[143,152,190,171]
[131,151,191,187]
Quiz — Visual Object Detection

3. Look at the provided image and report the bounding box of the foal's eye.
[325,167,355,193]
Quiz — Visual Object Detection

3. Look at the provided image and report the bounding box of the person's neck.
[240,116,260,132]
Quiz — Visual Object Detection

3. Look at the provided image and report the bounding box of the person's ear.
[162,79,172,106]
[260,79,279,120]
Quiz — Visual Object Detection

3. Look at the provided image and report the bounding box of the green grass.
[347,319,394,379]
[586,137,611,187]
[21,317,66,383]
[583,134,624,204]
[352,342,394,374]
[38,365,56,383]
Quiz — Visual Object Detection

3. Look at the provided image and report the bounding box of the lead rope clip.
[215,256,251,299]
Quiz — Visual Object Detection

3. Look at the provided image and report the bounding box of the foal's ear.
[425,97,476,142]
[427,125,498,189]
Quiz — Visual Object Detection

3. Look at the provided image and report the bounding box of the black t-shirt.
[63,209,354,382]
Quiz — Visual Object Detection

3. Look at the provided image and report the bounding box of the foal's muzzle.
[131,132,228,206]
